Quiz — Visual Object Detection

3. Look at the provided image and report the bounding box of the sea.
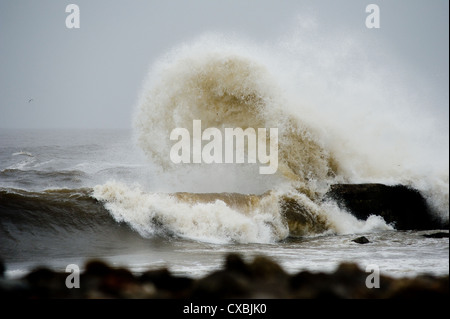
[1,34,449,281]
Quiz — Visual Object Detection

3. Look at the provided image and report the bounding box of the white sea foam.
[93,181,288,244]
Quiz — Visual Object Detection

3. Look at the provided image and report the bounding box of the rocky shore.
[1,253,448,299]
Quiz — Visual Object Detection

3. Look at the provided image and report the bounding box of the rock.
[325,183,447,230]
[0,259,4,278]
[25,267,68,298]
[290,270,335,298]
[352,236,370,244]
[383,275,449,299]
[191,269,252,299]
[224,253,252,276]
[192,254,291,298]
[84,259,113,277]
[248,255,288,280]
[99,267,137,298]
[0,278,30,298]
[423,232,449,238]
[290,261,449,299]
[248,255,291,298]
[0,254,448,299]
[290,262,382,298]
[140,268,193,298]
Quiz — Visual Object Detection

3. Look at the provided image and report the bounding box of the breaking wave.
[94,28,447,243]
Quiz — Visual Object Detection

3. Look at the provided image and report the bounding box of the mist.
[0,0,448,130]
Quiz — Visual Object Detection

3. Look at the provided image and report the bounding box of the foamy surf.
[93,181,288,243]
[93,181,394,244]
[12,151,33,157]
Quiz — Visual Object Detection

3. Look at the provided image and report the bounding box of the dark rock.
[248,255,291,298]
[290,271,342,298]
[423,232,449,238]
[0,259,4,278]
[289,262,449,299]
[224,253,252,277]
[383,275,449,299]
[192,254,292,298]
[290,263,373,298]
[140,268,171,286]
[330,262,370,298]
[249,255,287,279]
[352,236,370,244]
[192,270,252,298]
[0,278,30,298]
[25,267,68,298]
[81,260,145,298]
[84,259,113,277]
[25,267,57,285]
[99,267,136,298]
[140,268,193,297]
[1,253,448,299]
[325,183,447,230]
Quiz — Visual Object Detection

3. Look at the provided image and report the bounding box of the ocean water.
[1,33,448,281]
[0,128,447,280]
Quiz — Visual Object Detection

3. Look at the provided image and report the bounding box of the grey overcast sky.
[0,0,448,129]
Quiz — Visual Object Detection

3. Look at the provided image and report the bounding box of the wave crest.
[134,40,336,189]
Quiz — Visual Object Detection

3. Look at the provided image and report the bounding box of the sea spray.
[272,21,449,221]
[134,39,336,189]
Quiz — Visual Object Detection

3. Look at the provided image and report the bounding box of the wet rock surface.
[325,183,448,230]
[352,236,370,244]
